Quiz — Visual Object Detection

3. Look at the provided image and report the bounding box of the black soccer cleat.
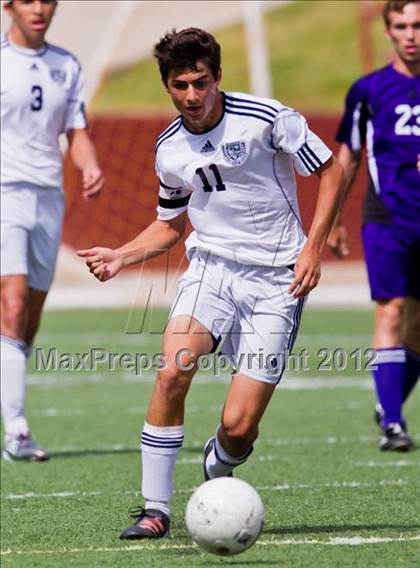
[203,437,233,481]
[119,508,170,540]
[379,423,413,452]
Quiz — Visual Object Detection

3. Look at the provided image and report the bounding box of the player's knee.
[1,290,29,334]
[377,299,405,336]
[221,414,259,446]
[155,365,189,404]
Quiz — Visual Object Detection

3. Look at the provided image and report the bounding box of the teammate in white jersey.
[1,0,104,461]
[78,28,344,539]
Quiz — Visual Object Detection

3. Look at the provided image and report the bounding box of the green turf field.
[1,308,419,567]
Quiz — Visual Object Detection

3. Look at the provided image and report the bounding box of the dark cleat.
[119,508,170,540]
[379,423,413,452]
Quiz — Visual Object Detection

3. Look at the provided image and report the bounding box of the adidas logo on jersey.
[30,63,39,71]
[200,140,215,153]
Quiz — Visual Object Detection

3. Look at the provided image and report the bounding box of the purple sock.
[373,348,406,428]
[404,347,420,402]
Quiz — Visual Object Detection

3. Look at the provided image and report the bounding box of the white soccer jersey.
[0,34,87,189]
[156,91,332,267]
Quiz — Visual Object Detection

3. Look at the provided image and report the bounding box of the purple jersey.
[337,65,420,231]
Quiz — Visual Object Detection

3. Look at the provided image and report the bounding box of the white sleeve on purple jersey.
[336,78,371,152]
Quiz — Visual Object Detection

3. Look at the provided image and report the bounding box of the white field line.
[355,460,420,468]
[36,332,156,346]
[30,400,381,418]
[36,331,372,343]
[27,374,373,390]
[31,408,84,417]
[7,433,419,456]
[4,434,417,456]
[2,534,420,556]
[1,438,375,457]
[264,435,381,446]
[3,478,411,501]
[265,434,419,445]
[30,403,222,417]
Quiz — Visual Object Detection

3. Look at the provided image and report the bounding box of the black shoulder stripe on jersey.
[158,195,191,209]
[156,117,182,142]
[303,143,322,167]
[225,109,274,125]
[225,94,279,114]
[156,121,181,143]
[225,100,276,119]
[297,148,316,172]
[156,120,182,151]
[159,179,182,190]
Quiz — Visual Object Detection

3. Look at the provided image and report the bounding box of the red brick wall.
[63,114,367,269]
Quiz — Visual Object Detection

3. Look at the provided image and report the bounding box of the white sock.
[205,427,253,479]
[1,335,29,441]
[140,422,184,516]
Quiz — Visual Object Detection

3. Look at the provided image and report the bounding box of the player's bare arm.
[66,128,104,201]
[289,156,345,298]
[77,212,187,282]
[327,144,362,258]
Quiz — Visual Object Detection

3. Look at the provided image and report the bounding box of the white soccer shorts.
[1,185,65,291]
[170,249,305,384]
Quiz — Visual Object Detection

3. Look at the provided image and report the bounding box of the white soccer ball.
[185,477,264,555]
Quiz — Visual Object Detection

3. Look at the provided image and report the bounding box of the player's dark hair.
[153,28,221,86]
[5,0,58,5]
[383,0,419,27]
[5,0,58,4]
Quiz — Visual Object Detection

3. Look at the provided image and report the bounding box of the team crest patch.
[50,69,66,84]
[222,141,248,165]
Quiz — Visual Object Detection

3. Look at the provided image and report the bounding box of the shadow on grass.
[266,523,420,535]
[49,448,139,458]
[201,562,278,566]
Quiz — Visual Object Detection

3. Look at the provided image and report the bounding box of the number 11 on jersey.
[196,164,226,192]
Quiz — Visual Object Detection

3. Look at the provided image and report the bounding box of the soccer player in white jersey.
[1,0,104,461]
[78,28,344,539]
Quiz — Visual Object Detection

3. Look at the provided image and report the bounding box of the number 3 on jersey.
[196,164,226,192]
[31,85,43,111]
